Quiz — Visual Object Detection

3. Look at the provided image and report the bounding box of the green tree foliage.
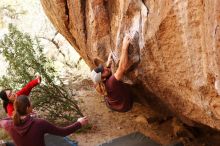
[0,24,83,122]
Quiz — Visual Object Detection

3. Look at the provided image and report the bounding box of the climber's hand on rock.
[122,34,131,50]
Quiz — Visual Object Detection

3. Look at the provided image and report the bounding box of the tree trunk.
[40,0,220,130]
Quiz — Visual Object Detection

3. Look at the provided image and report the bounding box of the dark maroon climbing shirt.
[104,75,133,112]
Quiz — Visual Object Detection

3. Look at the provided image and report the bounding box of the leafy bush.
[0,24,83,122]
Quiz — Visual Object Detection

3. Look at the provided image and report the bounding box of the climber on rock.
[90,34,134,112]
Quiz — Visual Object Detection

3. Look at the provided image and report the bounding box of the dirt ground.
[68,79,192,146]
[68,78,220,146]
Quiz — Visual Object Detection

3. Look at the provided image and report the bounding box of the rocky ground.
[67,79,200,146]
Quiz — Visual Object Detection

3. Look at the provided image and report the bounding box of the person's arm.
[0,119,12,130]
[114,35,131,80]
[42,117,88,136]
[0,120,8,129]
[106,52,113,68]
[6,103,14,117]
[16,76,41,96]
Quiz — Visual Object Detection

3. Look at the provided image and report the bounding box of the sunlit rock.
[41,0,220,130]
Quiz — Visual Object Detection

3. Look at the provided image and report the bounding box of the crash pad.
[44,134,78,146]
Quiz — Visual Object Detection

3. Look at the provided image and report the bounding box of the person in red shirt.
[0,76,41,117]
[0,95,88,146]
[90,34,134,112]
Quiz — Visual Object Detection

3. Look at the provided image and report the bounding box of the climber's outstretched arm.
[114,35,131,80]
[106,52,113,68]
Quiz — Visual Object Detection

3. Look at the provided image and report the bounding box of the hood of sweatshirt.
[14,115,34,136]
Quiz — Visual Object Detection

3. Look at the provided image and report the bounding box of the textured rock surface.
[41,0,220,130]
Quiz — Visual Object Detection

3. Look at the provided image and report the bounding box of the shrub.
[0,24,83,123]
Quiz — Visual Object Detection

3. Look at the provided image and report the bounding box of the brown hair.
[0,89,12,113]
[13,95,30,126]
[95,82,107,97]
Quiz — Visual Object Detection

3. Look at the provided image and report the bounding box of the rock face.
[41,0,220,130]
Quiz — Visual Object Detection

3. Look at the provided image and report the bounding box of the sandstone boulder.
[41,0,220,130]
